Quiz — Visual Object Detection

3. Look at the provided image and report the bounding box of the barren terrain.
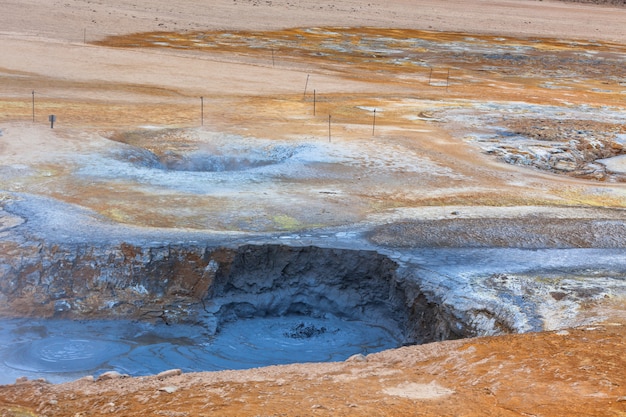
[1,0,626,416]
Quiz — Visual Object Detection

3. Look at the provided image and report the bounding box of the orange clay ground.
[2,27,626,230]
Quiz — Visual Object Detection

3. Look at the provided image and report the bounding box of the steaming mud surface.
[0,316,399,385]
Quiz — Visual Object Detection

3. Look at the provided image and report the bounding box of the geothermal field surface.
[1,0,626,416]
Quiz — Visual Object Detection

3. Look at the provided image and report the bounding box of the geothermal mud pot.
[2,195,626,384]
[0,234,455,384]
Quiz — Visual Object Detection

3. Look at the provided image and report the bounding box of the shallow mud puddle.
[0,316,400,384]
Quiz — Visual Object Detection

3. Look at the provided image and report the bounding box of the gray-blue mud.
[0,316,400,385]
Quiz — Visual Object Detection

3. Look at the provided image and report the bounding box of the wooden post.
[372,108,376,136]
[303,74,310,99]
[446,68,450,91]
[200,96,204,126]
[429,68,433,86]
[31,90,35,123]
[328,115,331,142]
[313,89,316,116]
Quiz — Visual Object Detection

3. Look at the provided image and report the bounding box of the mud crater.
[107,129,302,173]
[0,242,470,382]
[118,146,288,172]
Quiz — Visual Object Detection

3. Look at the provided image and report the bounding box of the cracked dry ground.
[2,12,626,417]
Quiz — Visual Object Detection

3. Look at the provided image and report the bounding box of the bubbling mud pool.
[0,243,452,385]
[0,316,400,385]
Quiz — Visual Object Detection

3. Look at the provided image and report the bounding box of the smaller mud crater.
[156,151,281,172]
[117,147,287,172]
[108,128,302,172]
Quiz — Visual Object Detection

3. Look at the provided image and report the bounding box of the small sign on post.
[49,115,56,129]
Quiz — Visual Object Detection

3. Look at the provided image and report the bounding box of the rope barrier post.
[372,108,376,136]
[328,115,331,142]
[303,74,310,99]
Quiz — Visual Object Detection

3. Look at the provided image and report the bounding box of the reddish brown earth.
[1,323,625,417]
[1,1,626,416]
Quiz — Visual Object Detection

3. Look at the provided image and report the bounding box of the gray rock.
[97,371,128,381]
[157,369,182,379]
[346,353,367,363]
